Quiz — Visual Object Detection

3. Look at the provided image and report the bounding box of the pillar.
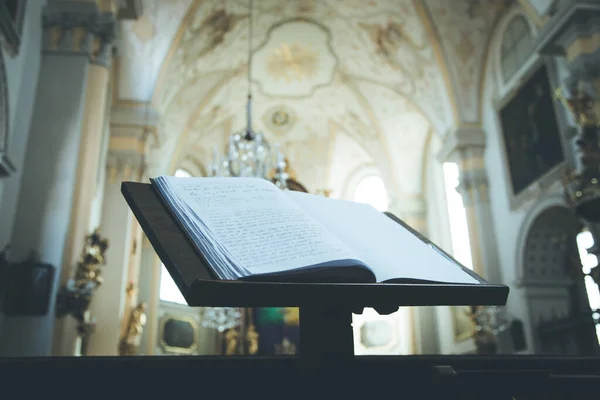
[437,125,503,284]
[51,2,116,356]
[84,112,152,356]
[534,0,600,286]
[0,1,115,357]
[389,197,440,354]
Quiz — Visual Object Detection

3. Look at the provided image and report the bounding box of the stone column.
[388,197,439,354]
[388,197,428,235]
[535,1,600,286]
[51,2,116,357]
[0,1,115,357]
[85,116,151,356]
[437,126,503,284]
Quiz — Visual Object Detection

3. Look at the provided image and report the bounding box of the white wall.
[0,1,45,246]
[0,0,46,336]
[479,8,573,353]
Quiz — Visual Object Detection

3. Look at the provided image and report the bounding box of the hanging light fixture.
[210,0,288,190]
[202,0,291,334]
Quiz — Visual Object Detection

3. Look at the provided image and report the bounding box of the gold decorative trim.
[158,315,199,355]
[566,32,600,64]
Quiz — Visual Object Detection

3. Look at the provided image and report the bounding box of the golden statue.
[118,302,147,356]
[225,328,239,355]
[73,228,109,289]
[245,324,259,355]
[274,337,296,355]
[56,228,110,356]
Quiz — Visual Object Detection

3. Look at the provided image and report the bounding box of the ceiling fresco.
[115,0,507,198]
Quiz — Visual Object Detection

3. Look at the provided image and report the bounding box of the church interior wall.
[0,0,597,359]
[0,0,46,340]
[479,6,577,354]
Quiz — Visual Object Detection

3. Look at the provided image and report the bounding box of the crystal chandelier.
[209,0,288,190]
[202,0,288,334]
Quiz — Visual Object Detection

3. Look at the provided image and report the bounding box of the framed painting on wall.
[498,63,565,198]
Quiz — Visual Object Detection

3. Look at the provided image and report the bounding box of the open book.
[150,176,481,285]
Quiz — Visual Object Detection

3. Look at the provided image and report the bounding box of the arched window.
[500,15,534,82]
[174,168,193,178]
[575,229,600,343]
[352,175,389,212]
[158,168,194,305]
[442,162,473,270]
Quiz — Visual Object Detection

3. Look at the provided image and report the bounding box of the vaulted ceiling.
[114,0,516,197]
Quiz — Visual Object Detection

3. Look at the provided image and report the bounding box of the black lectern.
[0,183,598,399]
[120,181,508,362]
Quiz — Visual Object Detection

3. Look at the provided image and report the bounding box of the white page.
[287,191,480,284]
[161,177,360,276]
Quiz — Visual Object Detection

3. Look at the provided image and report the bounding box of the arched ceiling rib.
[116,0,510,196]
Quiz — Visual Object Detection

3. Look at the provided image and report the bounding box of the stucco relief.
[424,0,505,122]
[156,0,450,124]
[251,20,338,98]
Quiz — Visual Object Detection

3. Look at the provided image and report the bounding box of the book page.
[287,192,480,284]
[162,177,362,277]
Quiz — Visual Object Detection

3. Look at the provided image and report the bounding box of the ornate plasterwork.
[424,0,506,123]
[43,1,116,67]
[128,0,470,192]
[252,19,337,98]
[152,0,451,127]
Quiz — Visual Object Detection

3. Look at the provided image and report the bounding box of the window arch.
[352,175,389,212]
[174,168,193,178]
[500,15,534,82]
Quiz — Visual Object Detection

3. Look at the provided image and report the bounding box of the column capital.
[107,122,154,183]
[437,125,486,164]
[42,1,116,67]
[437,125,489,206]
[388,197,428,235]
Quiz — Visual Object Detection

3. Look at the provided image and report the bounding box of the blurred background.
[0,0,599,358]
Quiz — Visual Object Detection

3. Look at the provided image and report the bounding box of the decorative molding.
[42,1,116,67]
[107,118,154,182]
[436,125,486,163]
[532,0,600,56]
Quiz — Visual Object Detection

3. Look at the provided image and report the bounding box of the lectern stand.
[1,183,599,398]
[121,182,508,364]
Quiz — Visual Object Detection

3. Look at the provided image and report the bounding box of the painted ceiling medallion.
[262,104,298,137]
[252,20,338,98]
[266,43,318,83]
